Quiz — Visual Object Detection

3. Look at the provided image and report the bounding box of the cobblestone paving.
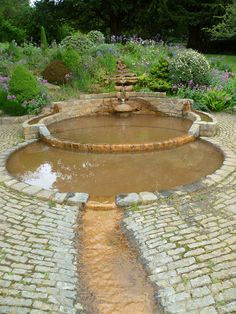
[0,124,81,314]
[124,113,236,313]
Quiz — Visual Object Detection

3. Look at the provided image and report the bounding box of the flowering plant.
[169,49,211,85]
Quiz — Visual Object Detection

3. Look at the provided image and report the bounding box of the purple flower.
[217,85,223,91]
[188,80,193,87]
[7,95,16,100]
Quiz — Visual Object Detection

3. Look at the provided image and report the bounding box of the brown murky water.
[7,140,223,196]
[49,115,192,144]
[77,207,159,314]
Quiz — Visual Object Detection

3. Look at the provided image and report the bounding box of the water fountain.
[112,60,138,113]
[1,60,227,314]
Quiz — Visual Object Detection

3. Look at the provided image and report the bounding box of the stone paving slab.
[123,113,236,314]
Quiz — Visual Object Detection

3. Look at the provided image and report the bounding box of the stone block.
[66,192,89,205]
[139,192,158,203]
[115,193,140,207]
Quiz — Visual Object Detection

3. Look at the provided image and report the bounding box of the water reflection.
[22,162,57,189]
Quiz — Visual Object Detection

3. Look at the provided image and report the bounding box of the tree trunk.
[187,25,207,52]
[110,13,122,35]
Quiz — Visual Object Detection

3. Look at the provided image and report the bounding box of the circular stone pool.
[48,114,192,144]
[7,140,223,197]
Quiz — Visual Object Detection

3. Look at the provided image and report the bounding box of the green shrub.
[169,49,211,85]
[61,48,80,71]
[9,65,41,103]
[203,88,233,111]
[149,79,172,92]
[137,57,171,92]
[222,75,236,107]
[150,57,169,80]
[0,88,27,116]
[40,26,48,51]
[42,60,71,85]
[87,30,105,44]
[176,86,209,111]
[22,95,48,115]
[60,31,94,53]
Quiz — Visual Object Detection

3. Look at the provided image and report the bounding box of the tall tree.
[208,0,236,40]
[158,0,230,51]
[0,0,31,43]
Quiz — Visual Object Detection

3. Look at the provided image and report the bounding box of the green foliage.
[87,30,105,44]
[208,0,236,40]
[0,88,27,116]
[169,49,211,85]
[149,80,172,92]
[203,88,233,111]
[9,65,41,103]
[22,95,48,115]
[150,58,169,80]
[176,79,235,112]
[208,56,232,72]
[40,26,48,51]
[60,31,94,53]
[176,86,209,111]
[223,75,236,107]
[137,57,171,92]
[61,48,81,72]
[42,60,71,85]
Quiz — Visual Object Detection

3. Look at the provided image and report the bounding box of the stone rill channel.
[77,206,159,314]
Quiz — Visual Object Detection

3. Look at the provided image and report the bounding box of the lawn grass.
[205,54,236,72]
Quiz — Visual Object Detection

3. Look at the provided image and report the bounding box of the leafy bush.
[137,57,171,92]
[176,85,209,111]
[61,48,80,71]
[169,49,211,85]
[87,30,105,44]
[203,88,233,111]
[175,81,234,112]
[9,65,41,103]
[22,95,48,115]
[60,31,94,53]
[149,80,172,92]
[0,88,27,116]
[42,60,71,85]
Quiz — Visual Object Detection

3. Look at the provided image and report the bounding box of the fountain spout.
[112,60,138,114]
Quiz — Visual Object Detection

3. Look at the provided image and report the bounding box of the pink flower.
[7,95,16,100]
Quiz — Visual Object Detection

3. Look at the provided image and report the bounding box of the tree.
[157,0,230,51]
[209,0,236,40]
[0,0,31,43]
[40,26,48,50]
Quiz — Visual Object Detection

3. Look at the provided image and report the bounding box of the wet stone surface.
[123,113,236,314]
[0,114,236,313]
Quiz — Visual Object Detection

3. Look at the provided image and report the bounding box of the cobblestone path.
[0,124,82,313]
[0,115,236,314]
[124,113,236,314]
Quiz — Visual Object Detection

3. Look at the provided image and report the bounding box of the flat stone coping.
[40,132,196,153]
[0,137,235,208]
